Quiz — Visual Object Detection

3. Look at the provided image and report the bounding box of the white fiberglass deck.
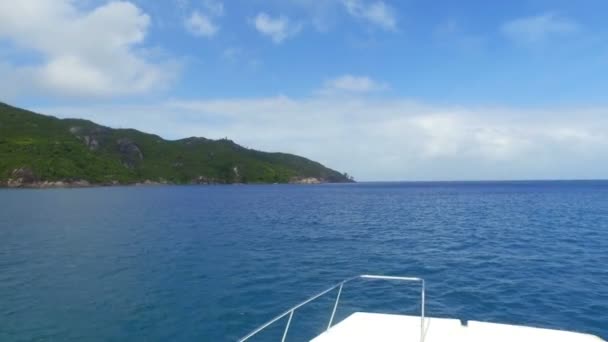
[238,275,605,342]
[312,312,604,342]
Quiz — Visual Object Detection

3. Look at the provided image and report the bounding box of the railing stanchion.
[327,282,344,330]
[420,279,425,342]
[281,310,294,342]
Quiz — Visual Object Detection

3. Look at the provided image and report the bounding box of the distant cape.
[0,102,354,188]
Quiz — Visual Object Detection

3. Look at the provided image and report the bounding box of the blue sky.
[1,0,608,180]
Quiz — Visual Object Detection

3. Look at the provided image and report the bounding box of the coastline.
[0,176,352,189]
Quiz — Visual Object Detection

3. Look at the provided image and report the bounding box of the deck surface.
[311,312,604,342]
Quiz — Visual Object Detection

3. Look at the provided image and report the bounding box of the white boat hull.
[311,312,605,342]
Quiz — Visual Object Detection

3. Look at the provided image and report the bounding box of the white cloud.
[253,13,302,43]
[502,12,579,43]
[38,95,608,181]
[185,11,218,37]
[175,0,223,16]
[341,0,397,31]
[319,75,389,94]
[0,0,176,98]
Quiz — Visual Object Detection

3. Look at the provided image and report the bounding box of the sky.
[1,0,608,181]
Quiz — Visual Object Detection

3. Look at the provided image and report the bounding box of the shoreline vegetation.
[0,102,355,188]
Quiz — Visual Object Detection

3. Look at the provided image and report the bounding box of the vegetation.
[0,102,353,186]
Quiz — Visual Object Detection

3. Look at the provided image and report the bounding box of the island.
[0,102,355,188]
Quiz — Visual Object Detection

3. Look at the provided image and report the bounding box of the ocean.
[1,181,606,341]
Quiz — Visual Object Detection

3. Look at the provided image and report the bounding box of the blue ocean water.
[0,182,607,341]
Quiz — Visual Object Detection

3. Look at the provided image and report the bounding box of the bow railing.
[238,274,425,342]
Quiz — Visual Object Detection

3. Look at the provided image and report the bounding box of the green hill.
[0,102,354,187]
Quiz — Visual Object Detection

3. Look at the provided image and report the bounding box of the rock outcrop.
[7,167,38,187]
[191,176,220,185]
[289,177,323,184]
[116,138,143,168]
[6,168,92,188]
[71,126,110,151]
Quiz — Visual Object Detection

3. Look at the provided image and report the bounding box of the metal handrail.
[237,274,425,342]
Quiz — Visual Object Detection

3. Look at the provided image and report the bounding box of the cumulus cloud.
[39,95,608,181]
[319,75,389,94]
[0,0,177,99]
[502,12,579,43]
[253,13,302,43]
[183,0,223,38]
[341,0,397,31]
[185,11,218,37]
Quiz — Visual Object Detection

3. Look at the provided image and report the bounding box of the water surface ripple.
[0,182,607,341]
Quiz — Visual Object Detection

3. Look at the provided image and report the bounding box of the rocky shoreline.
[1,179,330,189]
[5,179,93,188]
[1,172,334,189]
